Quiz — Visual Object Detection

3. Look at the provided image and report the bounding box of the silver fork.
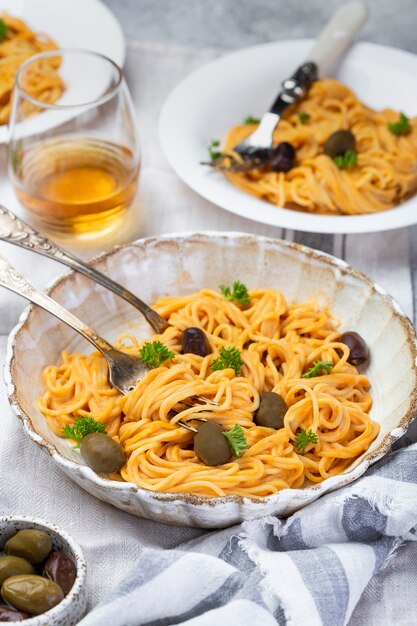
[203,1,367,172]
[0,206,168,334]
[0,255,214,416]
[0,254,151,394]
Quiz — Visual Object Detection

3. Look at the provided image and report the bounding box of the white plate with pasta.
[0,0,125,141]
[159,40,417,234]
[5,232,417,528]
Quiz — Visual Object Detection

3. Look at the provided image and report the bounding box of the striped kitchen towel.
[79,442,417,626]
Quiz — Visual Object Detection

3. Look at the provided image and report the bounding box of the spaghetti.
[224,78,417,215]
[0,13,65,124]
[37,288,379,498]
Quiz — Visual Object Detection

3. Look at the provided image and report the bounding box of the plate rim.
[4,231,417,511]
[159,39,417,234]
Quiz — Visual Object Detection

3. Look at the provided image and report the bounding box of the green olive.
[1,575,63,616]
[0,556,34,586]
[5,529,52,565]
[323,130,356,158]
[80,432,125,473]
[254,391,288,429]
[194,422,232,466]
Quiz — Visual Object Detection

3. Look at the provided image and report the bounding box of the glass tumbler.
[8,49,140,238]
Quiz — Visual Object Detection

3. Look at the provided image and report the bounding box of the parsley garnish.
[139,341,175,368]
[223,424,248,457]
[0,18,9,42]
[387,112,410,136]
[298,112,311,124]
[333,150,358,169]
[220,280,251,306]
[63,415,106,448]
[295,428,318,454]
[244,115,260,124]
[302,360,333,378]
[207,139,222,161]
[211,346,244,376]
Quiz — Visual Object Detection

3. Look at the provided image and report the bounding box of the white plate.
[159,40,417,234]
[5,233,417,528]
[0,0,125,143]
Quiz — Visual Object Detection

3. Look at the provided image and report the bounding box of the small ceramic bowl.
[5,232,417,528]
[0,516,87,625]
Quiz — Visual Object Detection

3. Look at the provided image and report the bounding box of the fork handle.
[307,1,368,72]
[0,254,115,355]
[0,206,168,334]
[269,1,367,115]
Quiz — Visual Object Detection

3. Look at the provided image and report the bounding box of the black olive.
[194,422,232,466]
[0,604,30,621]
[338,331,369,366]
[268,142,295,172]
[43,551,77,596]
[323,130,356,158]
[254,391,288,429]
[182,327,210,357]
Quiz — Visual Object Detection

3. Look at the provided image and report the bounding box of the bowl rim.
[0,514,86,624]
[4,231,417,508]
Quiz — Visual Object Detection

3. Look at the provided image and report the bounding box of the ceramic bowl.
[0,516,87,625]
[5,232,417,528]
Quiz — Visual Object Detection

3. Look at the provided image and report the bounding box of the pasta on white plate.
[37,285,379,498]
[222,78,417,216]
[0,12,65,124]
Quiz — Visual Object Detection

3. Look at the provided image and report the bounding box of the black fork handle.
[269,62,318,115]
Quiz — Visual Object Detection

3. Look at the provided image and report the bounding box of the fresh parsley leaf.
[139,341,175,368]
[387,112,410,136]
[223,423,248,457]
[302,360,333,379]
[298,111,311,124]
[333,150,358,169]
[62,415,106,448]
[220,280,251,306]
[295,428,318,454]
[244,115,260,124]
[0,18,9,42]
[211,346,244,376]
[207,139,222,161]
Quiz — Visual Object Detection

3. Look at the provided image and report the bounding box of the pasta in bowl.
[6,233,417,527]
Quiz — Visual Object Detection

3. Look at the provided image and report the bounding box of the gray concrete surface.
[102,0,417,53]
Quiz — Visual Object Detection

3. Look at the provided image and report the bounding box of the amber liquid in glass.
[13,137,139,236]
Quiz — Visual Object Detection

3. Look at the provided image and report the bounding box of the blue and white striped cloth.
[79,440,417,626]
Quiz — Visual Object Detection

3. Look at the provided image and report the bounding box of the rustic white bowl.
[5,233,417,528]
[0,516,87,625]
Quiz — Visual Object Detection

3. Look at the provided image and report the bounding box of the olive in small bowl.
[43,551,77,597]
[0,516,87,625]
[5,529,52,565]
[0,556,34,586]
[0,603,29,621]
[1,575,64,616]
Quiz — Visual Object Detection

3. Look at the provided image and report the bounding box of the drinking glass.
[8,49,140,238]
